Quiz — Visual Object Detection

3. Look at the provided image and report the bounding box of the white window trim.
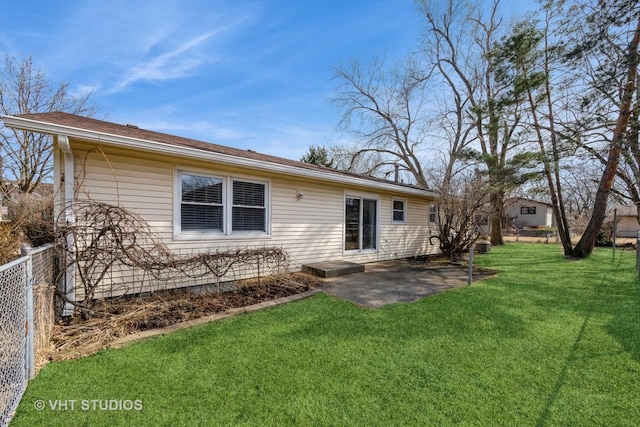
[229,176,270,236]
[343,191,380,255]
[173,167,271,241]
[429,203,438,225]
[392,198,407,224]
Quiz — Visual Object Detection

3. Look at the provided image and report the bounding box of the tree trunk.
[490,190,504,246]
[572,18,640,258]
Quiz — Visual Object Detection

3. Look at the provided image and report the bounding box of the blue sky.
[1,0,534,161]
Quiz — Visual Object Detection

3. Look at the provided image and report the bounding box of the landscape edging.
[101,289,323,351]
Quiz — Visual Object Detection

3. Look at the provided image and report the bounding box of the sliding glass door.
[345,196,377,252]
[362,199,377,250]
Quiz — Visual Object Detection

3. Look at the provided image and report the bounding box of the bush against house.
[56,200,291,320]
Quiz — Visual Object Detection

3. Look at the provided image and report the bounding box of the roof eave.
[1,115,436,198]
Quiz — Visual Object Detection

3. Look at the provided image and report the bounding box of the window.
[176,170,269,238]
[232,180,266,232]
[181,174,223,232]
[429,204,437,224]
[392,199,406,223]
[520,206,536,215]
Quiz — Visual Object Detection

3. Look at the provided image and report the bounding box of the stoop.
[302,261,365,278]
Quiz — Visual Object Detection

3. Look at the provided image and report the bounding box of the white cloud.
[129,117,256,142]
[70,84,100,99]
[109,31,218,92]
[26,1,257,95]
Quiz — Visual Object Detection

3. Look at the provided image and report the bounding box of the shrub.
[0,192,55,263]
[6,192,55,247]
[595,222,613,247]
[0,221,22,264]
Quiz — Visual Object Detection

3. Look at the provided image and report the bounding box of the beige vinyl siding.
[383,196,437,257]
[65,139,438,296]
[73,144,174,239]
[341,195,437,265]
[269,177,343,266]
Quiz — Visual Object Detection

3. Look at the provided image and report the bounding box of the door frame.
[343,192,380,254]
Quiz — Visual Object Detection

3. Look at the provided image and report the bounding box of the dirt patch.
[44,273,321,363]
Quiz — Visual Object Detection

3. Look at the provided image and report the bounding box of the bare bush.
[0,221,21,264]
[431,172,491,261]
[0,192,54,263]
[6,192,54,247]
[57,201,290,319]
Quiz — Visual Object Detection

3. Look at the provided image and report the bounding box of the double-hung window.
[429,204,438,224]
[181,174,223,232]
[232,180,266,232]
[392,199,406,223]
[177,170,269,238]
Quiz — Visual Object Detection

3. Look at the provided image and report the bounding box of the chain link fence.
[0,244,55,427]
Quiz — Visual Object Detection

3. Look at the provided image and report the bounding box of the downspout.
[58,135,75,317]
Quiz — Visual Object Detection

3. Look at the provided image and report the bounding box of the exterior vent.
[125,124,139,129]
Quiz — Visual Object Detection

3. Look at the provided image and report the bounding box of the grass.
[10,244,640,426]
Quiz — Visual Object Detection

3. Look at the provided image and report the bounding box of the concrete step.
[302,261,365,278]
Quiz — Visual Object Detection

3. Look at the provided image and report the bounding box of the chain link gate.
[0,244,55,427]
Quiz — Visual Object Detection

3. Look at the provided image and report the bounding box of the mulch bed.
[44,273,322,363]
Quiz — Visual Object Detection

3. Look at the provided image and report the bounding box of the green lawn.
[10,244,640,426]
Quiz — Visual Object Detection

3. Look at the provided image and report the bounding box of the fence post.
[636,231,640,276]
[612,208,617,262]
[468,247,474,286]
[21,243,35,379]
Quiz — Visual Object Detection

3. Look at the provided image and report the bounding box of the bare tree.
[0,54,98,193]
[560,163,601,231]
[576,2,640,232]
[332,56,431,188]
[469,0,639,258]
[418,0,533,247]
[573,19,640,256]
[565,3,640,257]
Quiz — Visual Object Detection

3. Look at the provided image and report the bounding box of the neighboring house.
[1,112,439,300]
[504,197,555,230]
[612,205,639,238]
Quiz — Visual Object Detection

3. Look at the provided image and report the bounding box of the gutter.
[1,115,437,199]
[57,135,75,317]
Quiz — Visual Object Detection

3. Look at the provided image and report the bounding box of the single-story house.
[612,205,639,238]
[504,197,555,230]
[1,112,439,304]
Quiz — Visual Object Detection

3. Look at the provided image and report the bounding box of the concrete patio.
[317,259,497,308]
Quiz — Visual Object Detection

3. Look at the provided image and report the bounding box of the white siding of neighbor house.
[616,216,640,238]
[505,200,554,229]
[63,141,438,296]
